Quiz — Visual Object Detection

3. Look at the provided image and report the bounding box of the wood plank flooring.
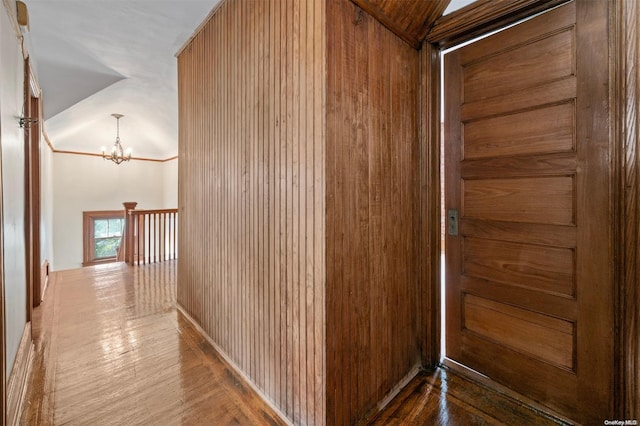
[20,260,564,425]
[20,261,285,425]
[368,369,565,425]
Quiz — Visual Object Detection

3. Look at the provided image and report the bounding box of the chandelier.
[101,113,131,164]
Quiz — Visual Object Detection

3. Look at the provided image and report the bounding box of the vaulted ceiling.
[24,0,474,160]
[25,0,222,159]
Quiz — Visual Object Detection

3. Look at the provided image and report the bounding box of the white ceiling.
[25,0,221,159]
[24,0,473,160]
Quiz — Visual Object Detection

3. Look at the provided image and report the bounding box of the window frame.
[82,210,125,266]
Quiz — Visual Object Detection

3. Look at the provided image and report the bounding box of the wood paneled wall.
[326,0,422,423]
[178,0,640,424]
[350,0,450,48]
[177,0,326,424]
[180,0,423,424]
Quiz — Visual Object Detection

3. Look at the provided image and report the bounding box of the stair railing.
[122,202,178,265]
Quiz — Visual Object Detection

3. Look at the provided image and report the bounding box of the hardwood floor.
[368,369,565,425]
[20,260,564,425]
[20,261,285,425]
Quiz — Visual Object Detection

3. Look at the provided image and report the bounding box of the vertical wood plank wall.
[177,0,326,424]
[326,0,421,423]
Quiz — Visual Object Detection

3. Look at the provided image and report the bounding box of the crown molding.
[43,130,177,163]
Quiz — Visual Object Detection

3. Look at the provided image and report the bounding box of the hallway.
[17,260,566,425]
[20,261,285,425]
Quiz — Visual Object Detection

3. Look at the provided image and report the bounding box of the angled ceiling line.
[42,130,178,163]
[27,0,222,159]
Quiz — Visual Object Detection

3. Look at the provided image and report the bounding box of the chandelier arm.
[102,113,131,165]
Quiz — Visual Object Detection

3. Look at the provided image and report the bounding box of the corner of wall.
[2,0,20,38]
[325,0,423,422]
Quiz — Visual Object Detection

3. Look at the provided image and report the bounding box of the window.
[82,211,125,266]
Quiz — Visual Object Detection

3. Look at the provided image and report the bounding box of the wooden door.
[444,1,612,423]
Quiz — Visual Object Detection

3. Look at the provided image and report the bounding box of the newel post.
[122,202,137,264]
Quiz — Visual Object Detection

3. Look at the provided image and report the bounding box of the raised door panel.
[445,1,612,422]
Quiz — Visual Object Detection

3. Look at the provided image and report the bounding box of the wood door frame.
[611,0,640,417]
[0,93,5,426]
[29,92,41,308]
[420,0,639,419]
[23,58,41,320]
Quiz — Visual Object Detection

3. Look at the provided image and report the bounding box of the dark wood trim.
[0,84,5,426]
[23,58,33,320]
[29,95,41,308]
[418,41,441,368]
[612,0,639,418]
[5,323,33,426]
[23,57,30,322]
[350,0,421,48]
[413,0,450,43]
[130,208,178,215]
[350,0,449,50]
[426,0,567,48]
[82,210,125,267]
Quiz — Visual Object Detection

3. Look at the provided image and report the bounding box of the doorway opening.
[438,29,510,363]
[435,2,613,423]
[437,7,547,363]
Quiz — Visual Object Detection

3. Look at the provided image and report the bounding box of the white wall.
[41,137,54,267]
[51,154,176,271]
[0,0,27,378]
[162,158,178,207]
